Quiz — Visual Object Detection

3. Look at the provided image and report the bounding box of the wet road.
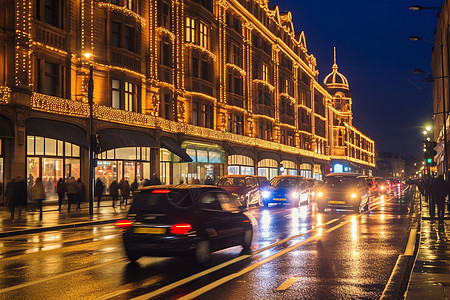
[0,189,414,299]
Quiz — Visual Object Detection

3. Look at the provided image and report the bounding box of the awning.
[0,115,13,138]
[26,118,88,148]
[97,128,156,152]
[160,136,193,162]
[258,151,280,162]
[228,146,255,159]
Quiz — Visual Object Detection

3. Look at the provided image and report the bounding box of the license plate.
[134,227,166,234]
[329,200,345,204]
[273,198,286,201]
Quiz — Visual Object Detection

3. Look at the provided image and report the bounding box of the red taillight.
[115,220,133,229]
[152,189,171,194]
[170,224,192,234]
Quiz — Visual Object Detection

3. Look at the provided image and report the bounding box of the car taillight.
[170,224,192,234]
[152,189,171,194]
[115,220,133,229]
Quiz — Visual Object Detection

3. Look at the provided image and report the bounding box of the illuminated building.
[0,0,375,201]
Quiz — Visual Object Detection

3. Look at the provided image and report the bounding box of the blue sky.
[271,0,440,158]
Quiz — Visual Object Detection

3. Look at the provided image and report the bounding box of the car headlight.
[380,186,385,190]
[291,192,299,198]
[350,193,357,198]
[262,191,270,198]
[317,192,323,197]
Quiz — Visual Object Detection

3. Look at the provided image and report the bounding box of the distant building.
[377,153,407,180]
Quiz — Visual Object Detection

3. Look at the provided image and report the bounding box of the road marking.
[176,205,389,300]
[276,277,300,291]
[0,258,127,294]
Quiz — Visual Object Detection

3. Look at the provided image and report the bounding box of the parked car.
[116,185,253,264]
[316,173,370,213]
[254,175,270,189]
[260,175,308,207]
[305,178,322,204]
[216,175,261,208]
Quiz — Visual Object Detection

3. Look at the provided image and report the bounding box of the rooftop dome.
[323,48,349,90]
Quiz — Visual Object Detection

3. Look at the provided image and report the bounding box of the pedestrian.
[109,180,119,208]
[95,178,105,207]
[4,178,16,219]
[56,178,65,211]
[192,178,200,184]
[423,176,434,218]
[12,176,27,220]
[118,179,124,204]
[142,178,151,187]
[131,179,138,194]
[204,175,214,185]
[65,177,79,212]
[121,180,131,206]
[76,178,86,210]
[149,172,161,185]
[31,177,46,220]
[431,175,449,223]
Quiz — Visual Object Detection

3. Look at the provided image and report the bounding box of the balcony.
[32,20,68,52]
[255,104,274,118]
[110,49,141,72]
[186,77,214,97]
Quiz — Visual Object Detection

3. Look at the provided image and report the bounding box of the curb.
[0,218,120,238]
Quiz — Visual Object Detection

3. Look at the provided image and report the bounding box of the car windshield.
[217,177,245,187]
[323,176,359,187]
[130,189,195,212]
[270,177,301,187]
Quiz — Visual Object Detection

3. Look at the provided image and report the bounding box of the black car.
[116,185,253,264]
[316,173,370,213]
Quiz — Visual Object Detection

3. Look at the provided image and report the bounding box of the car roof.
[219,175,253,178]
[326,172,362,178]
[272,175,305,179]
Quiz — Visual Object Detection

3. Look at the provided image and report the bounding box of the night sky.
[271,0,439,158]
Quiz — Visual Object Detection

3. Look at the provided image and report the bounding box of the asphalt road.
[0,191,414,299]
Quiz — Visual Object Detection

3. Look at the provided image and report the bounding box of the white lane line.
[275,277,300,291]
[129,254,252,300]
[0,258,127,294]
[177,212,377,300]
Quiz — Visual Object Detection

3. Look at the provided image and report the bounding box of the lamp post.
[84,52,94,216]
[410,33,448,179]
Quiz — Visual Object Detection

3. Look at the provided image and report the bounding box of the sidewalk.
[0,199,129,237]
[406,194,450,299]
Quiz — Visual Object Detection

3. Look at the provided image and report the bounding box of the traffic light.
[423,140,437,166]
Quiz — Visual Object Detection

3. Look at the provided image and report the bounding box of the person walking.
[130,179,138,195]
[95,178,105,208]
[4,178,16,219]
[31,177,46,220]
[431,175,449,223]
[76,178,86,210]
[65,177,79,212]
[121,180,131,206]
[56,178,65,211]
[109,180,119,208]
[12,176,27,220]
[118,179,124,205]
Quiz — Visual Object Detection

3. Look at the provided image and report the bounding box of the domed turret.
[323,48,349,90]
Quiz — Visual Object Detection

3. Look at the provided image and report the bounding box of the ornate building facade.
[0,0,375,201]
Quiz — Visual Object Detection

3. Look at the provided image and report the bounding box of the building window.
[192,101,213,128]
[125,0,134,11]
[125,26,136,52]
[228,113,244,135]
[262,64,268,82]
[112,79,120,109]
[199,22,208,48]
[186,17,196,43]
[44,62,59,96]
[125,82,133,111]
[36,0,62,28]
[162,41,172,67]
[158,1,171,29]
[192,57,199,77]
[111,22,121,47]
[160,93,173,120]
[201,59,211,81]
[192,102,199,125]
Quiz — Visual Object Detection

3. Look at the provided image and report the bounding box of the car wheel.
[242,227,253,253]
[195,240,211,265]
[125,248,141,262]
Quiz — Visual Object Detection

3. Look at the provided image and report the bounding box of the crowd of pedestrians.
[2,173,165,221]
[417,174,450,223]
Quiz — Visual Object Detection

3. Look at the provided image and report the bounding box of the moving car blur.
[316,173,370,213]
[260,175,308,207]
[216,175,261,208]
[116,185,253,264]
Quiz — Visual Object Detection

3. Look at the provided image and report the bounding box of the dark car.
[254,176,269,189]
[116,185,253,264]
[260,175,307,207]
[316,173,370,213]
[374,177,387,195]
[216,175,261,208]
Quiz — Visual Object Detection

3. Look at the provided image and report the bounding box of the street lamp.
[410,33,448,178]
[84,52,94,216]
